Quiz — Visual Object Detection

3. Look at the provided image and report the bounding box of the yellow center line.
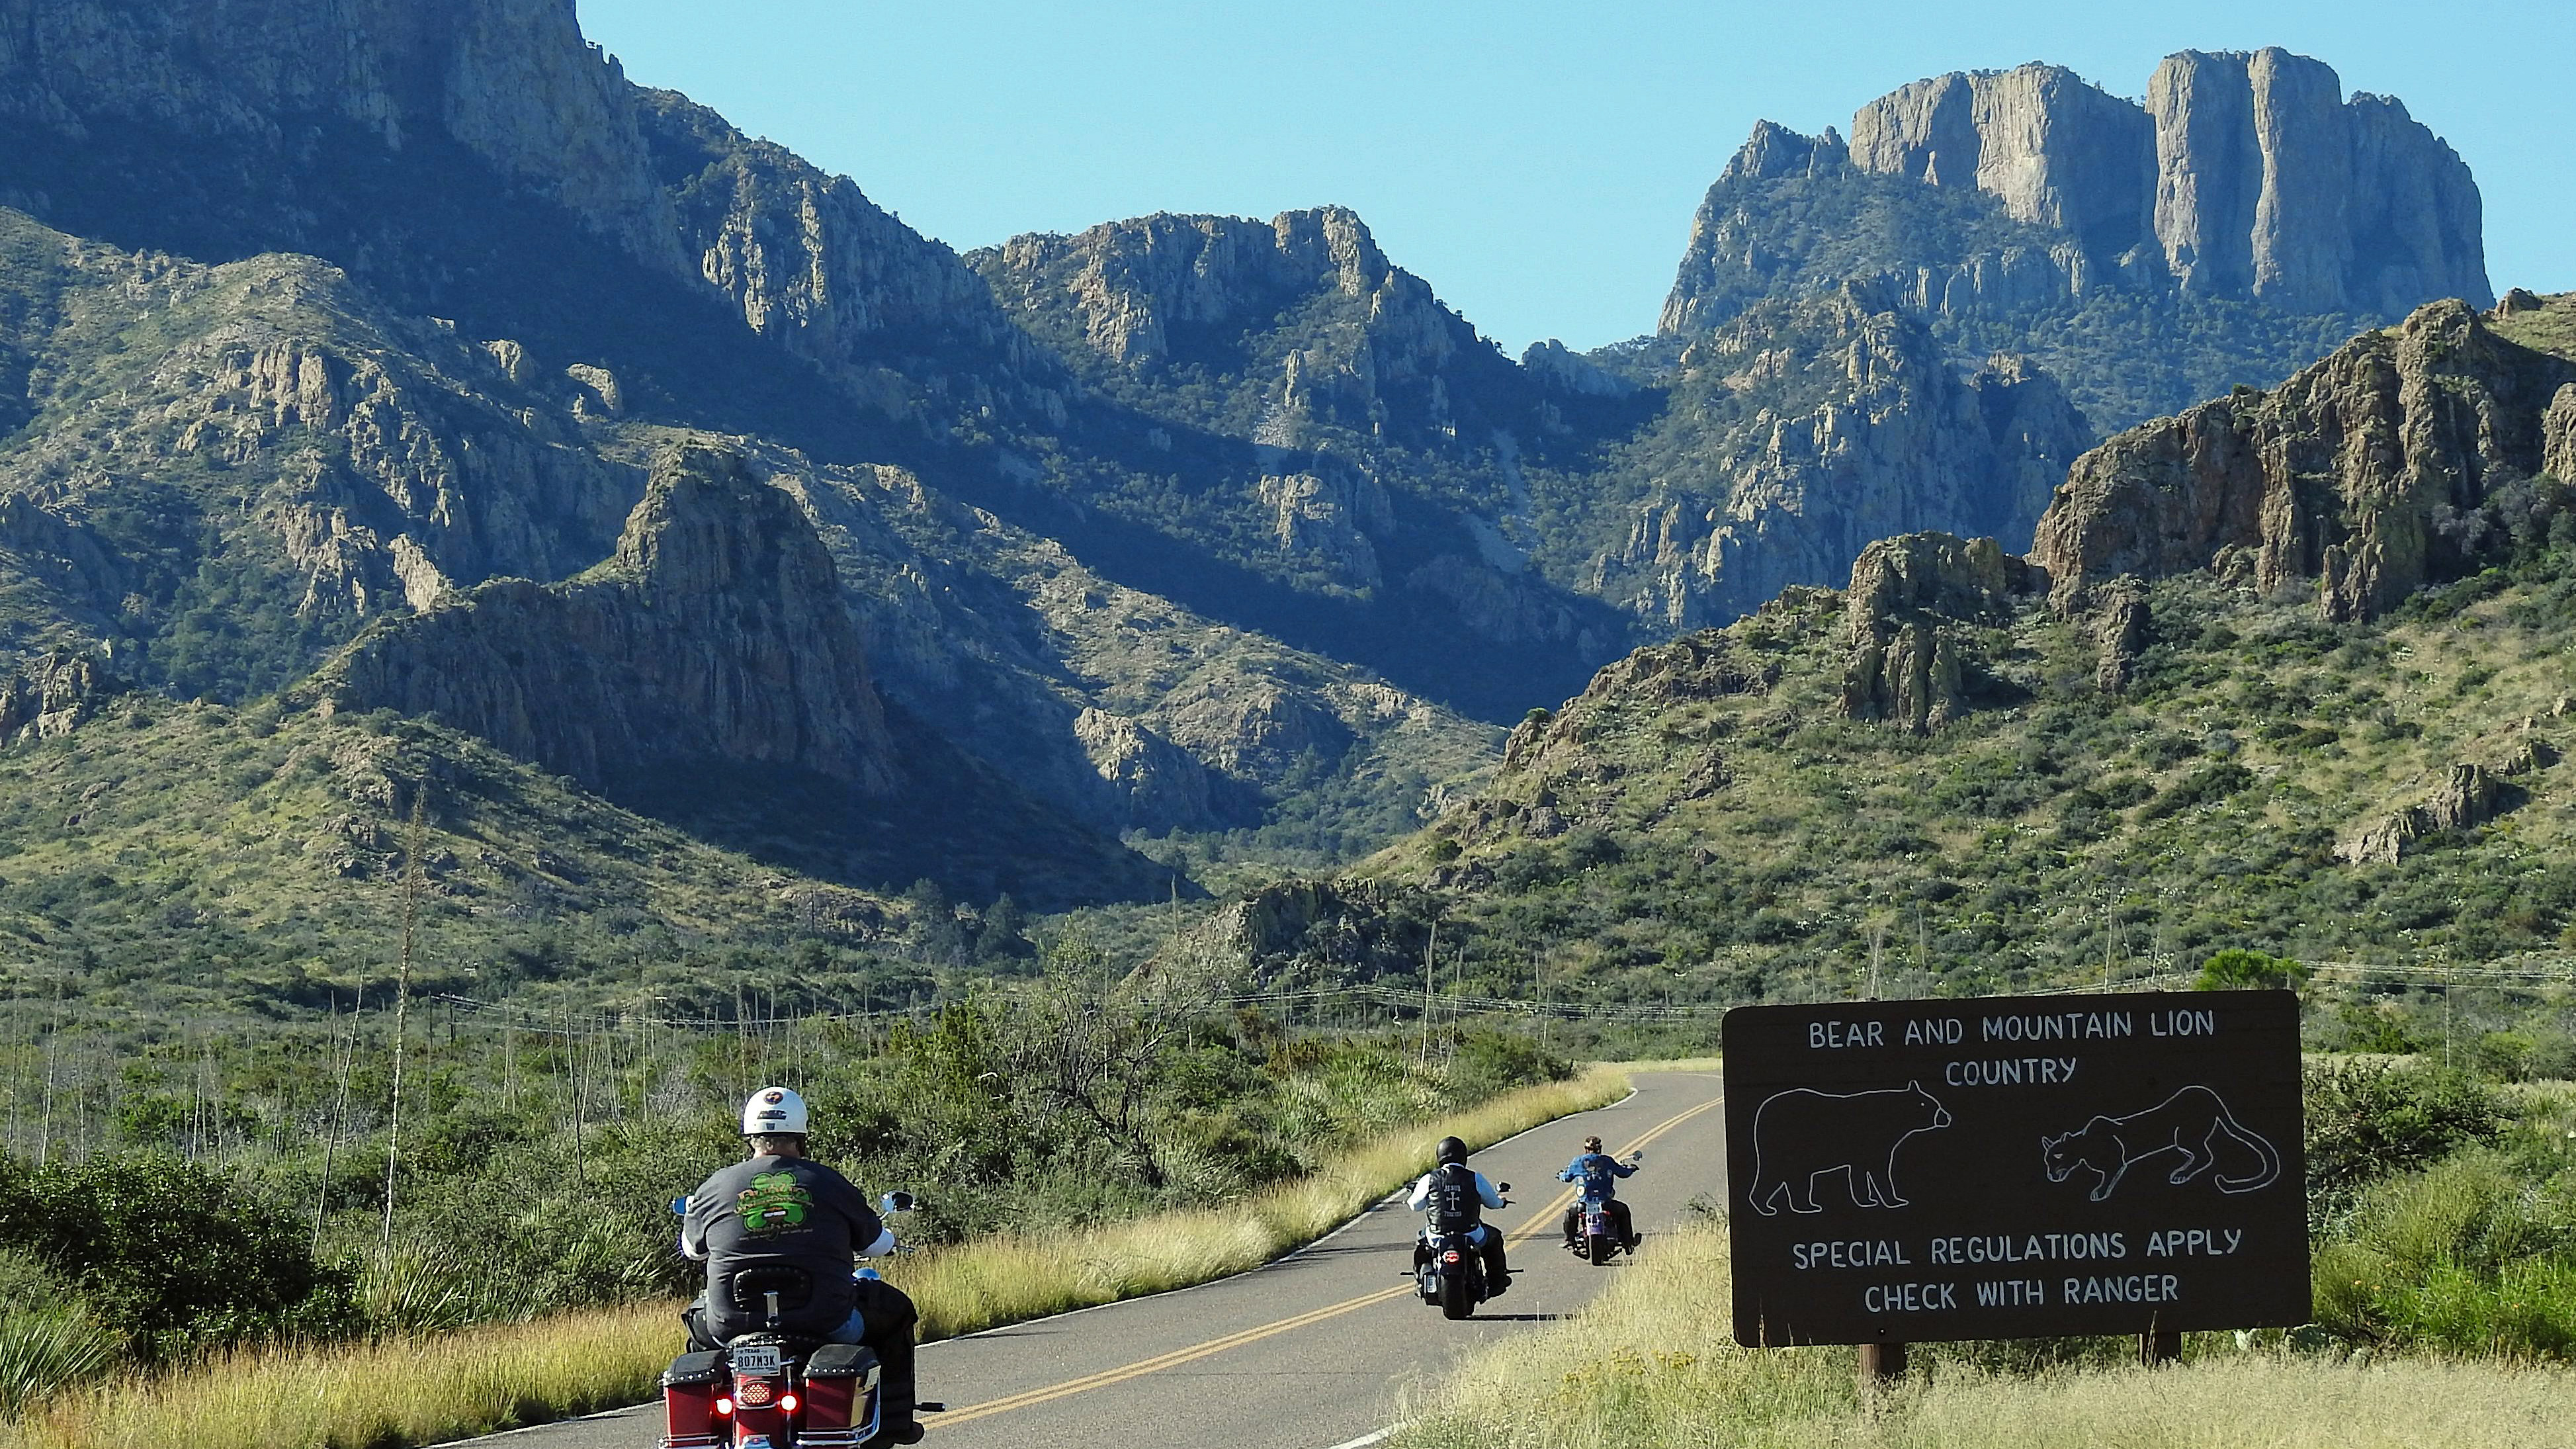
[926,1088,1725,1432]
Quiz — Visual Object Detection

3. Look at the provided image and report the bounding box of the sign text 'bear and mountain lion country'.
[1721,990,2307,1346]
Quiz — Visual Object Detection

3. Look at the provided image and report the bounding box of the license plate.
[730,1344,783,1377]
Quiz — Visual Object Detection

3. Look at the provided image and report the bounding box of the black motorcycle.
[1411,1182,1509,1321]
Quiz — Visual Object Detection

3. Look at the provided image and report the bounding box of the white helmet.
[741,1085,809,1137]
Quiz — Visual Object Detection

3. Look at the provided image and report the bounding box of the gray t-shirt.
[684,1155,884,1339]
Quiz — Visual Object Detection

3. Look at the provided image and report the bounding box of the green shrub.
[2312,1150,2576,1356]
[1445,1031,1574,1102]
[2305,1061,2507,1215]
[0,1153,359,1360]
[2192,947,2309,992]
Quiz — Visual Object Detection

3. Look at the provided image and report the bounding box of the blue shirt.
[1558,1152,1635,1200]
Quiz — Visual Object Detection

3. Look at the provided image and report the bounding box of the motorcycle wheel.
[1440,1274,1475,1320]
[1588,1231,1615,1266]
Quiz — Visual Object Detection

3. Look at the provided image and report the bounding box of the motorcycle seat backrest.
[726,1265,815,1315]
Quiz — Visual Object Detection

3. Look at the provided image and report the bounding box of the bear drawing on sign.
[1746,1082,1953,1215]
[2042,1084,2282,1203]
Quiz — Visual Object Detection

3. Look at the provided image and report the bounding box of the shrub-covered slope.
[1331,294,2576,1008]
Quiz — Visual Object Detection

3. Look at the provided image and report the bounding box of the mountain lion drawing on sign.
[1746,1082,1953,1215]
[2042,1084,2282,1203]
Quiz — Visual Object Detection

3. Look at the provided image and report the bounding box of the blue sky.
[578,1,2571,354]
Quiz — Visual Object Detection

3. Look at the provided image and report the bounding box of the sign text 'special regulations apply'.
[1721,990,2307,1346]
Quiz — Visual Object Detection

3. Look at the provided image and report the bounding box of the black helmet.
[1435,1135,1467,1165]
[1583,1135,1604,1153]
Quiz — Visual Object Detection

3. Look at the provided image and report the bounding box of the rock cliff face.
[0,0,684,271]
[1594,286,2089,627]
[316,445,898,792]
[2149,50,2486,316]
[0,646,120,742]
[633,89,1025,366]
[1850,64,2155,260]
[2033,294,2576,619]
[1846,49,2487,310]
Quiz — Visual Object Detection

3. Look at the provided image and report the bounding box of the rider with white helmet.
[679,1086,923,1444]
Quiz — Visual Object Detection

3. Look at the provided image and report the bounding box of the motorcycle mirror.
[880,1190,916,1214]
[1497,1182,1512,1192]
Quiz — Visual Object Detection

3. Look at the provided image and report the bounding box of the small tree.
[2193,948,2309,992]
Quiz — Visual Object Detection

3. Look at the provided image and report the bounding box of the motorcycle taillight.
[1443,1250,1461,1262]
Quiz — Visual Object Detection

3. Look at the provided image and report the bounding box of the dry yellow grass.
[1391,1219,2576,1449]
[9,1302,675,1449]
[7,1066,1629,1449]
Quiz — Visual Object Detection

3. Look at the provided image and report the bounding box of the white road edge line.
[1320,1427,1397,1449]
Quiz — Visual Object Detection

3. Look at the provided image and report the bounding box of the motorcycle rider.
[1406,1135,1510,1295]
[1558,1134,1639,1251]
[1555,1129,1638,1243]
[680,1086,924,1446]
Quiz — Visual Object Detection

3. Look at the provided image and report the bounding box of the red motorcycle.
[660,1329,883,1449]
[661,1197,939,1449]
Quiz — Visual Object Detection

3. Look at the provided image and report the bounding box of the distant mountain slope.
[1282,294,2576,1008]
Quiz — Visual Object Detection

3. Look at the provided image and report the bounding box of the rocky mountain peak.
[1677,47,2488,332]
[976,205,1397,369]
[313,443,899,791]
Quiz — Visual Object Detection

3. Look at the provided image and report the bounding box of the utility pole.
[380,795,425,1262]
[1420,919,1439,1065]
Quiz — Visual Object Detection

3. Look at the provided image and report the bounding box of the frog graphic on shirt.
[736,1171,814,1235]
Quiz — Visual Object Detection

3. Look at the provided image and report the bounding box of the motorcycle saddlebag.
[798,1343,882,1446]
[660,1351,728,1449]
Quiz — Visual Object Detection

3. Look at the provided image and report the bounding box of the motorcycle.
[661,1193,940,1449]
[1564,1151,1642,1267]
[1567,1194,1623,1266]
[1410,1182,1508,1321]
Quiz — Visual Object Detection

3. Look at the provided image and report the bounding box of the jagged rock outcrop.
[972,206,1512,449]
[2034,296,2576,619]
[1071,708,1223,832]
[1521,339,1635,398]
[979,208,1393,369]
[2337,754,2541,865]
[1601,286,2090,627]
[1836,533,2040,731]
[314,445,897,792]
[0,648,122,742]
[2092,583,2151,693]
[1215,876,1435,985]
[633,90,1025,365]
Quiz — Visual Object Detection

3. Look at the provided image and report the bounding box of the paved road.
[469,1070,1725,1449]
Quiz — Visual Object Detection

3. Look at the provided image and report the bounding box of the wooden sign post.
[1721,990,2308,1366]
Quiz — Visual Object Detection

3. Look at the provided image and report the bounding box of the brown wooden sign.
[1722,990,2308,1346]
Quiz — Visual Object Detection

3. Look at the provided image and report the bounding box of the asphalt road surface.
[463,1069,1726,1449]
